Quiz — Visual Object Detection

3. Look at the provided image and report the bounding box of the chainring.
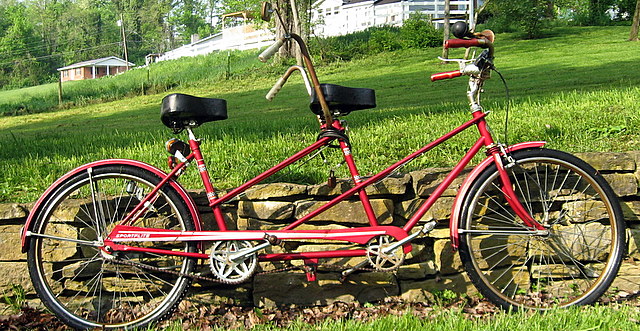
[366,235,405,272]
[209,240,257,284]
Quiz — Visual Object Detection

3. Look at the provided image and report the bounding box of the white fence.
[157,26,275,62]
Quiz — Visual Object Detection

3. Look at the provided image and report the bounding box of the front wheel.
[26,165,197,329]
[459,149,625,310]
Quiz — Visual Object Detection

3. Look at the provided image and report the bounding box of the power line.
[0,42,124,67]
[0,15,135,58]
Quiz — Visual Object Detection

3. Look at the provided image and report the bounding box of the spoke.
[511,167,534,216]
[480,183,521,225]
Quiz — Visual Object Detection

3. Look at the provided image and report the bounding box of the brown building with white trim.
[57,56,135,82]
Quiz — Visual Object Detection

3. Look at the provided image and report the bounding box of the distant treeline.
[0,0,260,90]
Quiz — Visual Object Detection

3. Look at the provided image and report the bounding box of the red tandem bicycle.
[21,4,625,329]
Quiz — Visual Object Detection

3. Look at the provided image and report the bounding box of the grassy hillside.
[1,26,639,202]
[0,50,265,116]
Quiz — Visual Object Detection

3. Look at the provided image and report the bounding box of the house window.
[75,68,82,76]
[63,71,69,77]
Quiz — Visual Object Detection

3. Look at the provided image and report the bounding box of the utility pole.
[118,14,130,70]
[58,74,63,106]
[441,0,451,60]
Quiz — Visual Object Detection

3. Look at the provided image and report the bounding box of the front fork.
[491,145,546,231]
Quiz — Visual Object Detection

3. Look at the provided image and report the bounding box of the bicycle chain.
[109,258,385,285]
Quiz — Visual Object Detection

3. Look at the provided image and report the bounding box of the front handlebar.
[432,34,494,82]
[444,38,489,49]
[430,70,462,82]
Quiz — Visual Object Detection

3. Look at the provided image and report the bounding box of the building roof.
[342,0,372,5]
[57,56,135,71]
[374,0,402,5]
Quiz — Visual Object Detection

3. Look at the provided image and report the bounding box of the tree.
[0,3,47,87]
[169,0,212,44]
[630,0,640,40]
[485,0,552,38]
[586,0,616,24]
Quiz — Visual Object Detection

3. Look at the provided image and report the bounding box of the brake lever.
[437,57,474,70]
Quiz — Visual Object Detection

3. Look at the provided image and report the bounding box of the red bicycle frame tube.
[119,155,196,227]
[339,139,379,226]
[189,137,228,230]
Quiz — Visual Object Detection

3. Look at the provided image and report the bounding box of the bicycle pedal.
[421,221,437,234]
[303,259,319,282]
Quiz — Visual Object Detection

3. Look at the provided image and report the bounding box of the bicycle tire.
[459,148,625,310]
[26,165,197,329]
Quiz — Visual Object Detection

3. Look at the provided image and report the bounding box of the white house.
[312,0,480,37]
[154,0,480,63]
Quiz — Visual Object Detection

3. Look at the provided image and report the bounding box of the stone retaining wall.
[3,152,640,310]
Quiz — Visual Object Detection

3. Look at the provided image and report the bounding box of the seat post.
[186,127,198,142]
[185,127,228,231]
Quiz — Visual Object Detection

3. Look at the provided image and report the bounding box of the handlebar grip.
[430,70,462,82]
[258,39,285,62]
[266,76,287,101]
[445,38,483,49]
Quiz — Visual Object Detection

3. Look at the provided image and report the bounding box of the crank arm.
[341,221,437,281]
[229,240,272,263]
[381,221,437,254]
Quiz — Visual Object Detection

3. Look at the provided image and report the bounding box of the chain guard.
[209,240,258,284]
[366,235,405,272]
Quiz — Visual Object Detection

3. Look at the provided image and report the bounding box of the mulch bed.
[1,295,637,330]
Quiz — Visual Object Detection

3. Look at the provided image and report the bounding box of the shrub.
[369,28,403,52]
[400,12,441,48]
[310,17,441,64]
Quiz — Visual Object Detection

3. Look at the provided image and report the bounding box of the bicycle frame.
[99,101,545,263]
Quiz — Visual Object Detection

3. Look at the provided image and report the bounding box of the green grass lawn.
[1,26,639,203]
[159,300,640,330]
[0,82,59,104]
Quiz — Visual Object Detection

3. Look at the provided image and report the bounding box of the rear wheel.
[459,149,625,310]
[27,165,196,329]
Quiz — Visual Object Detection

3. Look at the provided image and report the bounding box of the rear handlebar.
[258,33,335,126]
[258,39,285,62]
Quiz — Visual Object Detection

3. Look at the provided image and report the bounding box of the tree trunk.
[289,0,304,65]
[630,0,640,41]
[274,0,305,62]
[441,0,451,60]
